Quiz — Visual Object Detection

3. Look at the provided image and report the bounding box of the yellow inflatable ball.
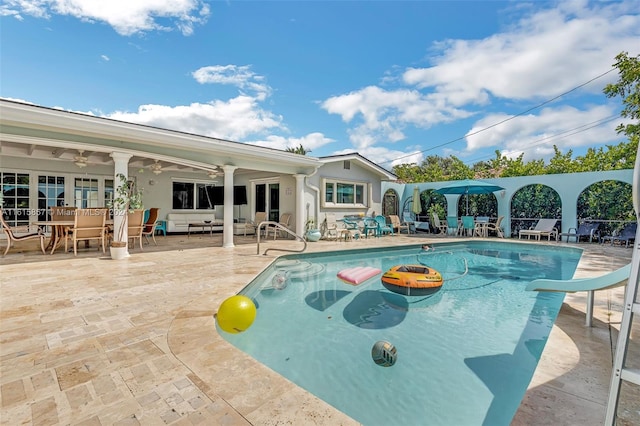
[216,295,257,334]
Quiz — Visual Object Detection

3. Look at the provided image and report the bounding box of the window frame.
[321,178,369,208]
[172,180,218,211]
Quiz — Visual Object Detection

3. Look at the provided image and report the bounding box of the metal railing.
[256,221,307,256]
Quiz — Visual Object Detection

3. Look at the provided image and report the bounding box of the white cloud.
[0,0,210,36]
[249,132,335,152]
[322,86,471,148]
[192,65,271,100]
[464,104,623,162]
[106,96,284,141]
[321,0,639,160]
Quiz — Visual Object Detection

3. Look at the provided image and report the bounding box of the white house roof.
[0,99,321,176]
[319,152,397,180]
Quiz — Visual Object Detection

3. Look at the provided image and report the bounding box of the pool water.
[220,241,582,426]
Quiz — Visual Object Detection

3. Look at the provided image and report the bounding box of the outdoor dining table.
[34,219,113,254]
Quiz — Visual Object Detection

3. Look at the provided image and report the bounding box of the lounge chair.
[526,263,631,326]
[601,222,637,248]
[558,222,600,243]
[519,218,558,241]
[0,209,46,256]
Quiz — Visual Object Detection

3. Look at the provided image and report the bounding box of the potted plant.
[108,173,143,259]
[305,217,321,242]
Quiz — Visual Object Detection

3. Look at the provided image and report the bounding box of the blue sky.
[1,0,638,169]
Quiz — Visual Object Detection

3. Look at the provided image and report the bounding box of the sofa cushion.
[166,213,222,233]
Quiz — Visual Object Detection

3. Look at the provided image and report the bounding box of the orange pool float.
[381,265,443,296]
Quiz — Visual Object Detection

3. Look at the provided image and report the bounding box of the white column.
[110,152,132,255]
[222,165,237,248]
[293,174,306,235]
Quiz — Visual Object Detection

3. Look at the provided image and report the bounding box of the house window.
[38,175,65,221]
[322,178,368,208]
[172,181,217,210]
[1,172,30,227]
[74,177,99,208]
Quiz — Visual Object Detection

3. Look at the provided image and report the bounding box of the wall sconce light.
[500,190,506,198]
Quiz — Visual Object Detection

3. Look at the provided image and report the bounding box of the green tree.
[285,144,310,155]
[603,51,640,143]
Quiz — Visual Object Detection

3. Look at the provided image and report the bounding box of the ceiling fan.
[150,160,163,175]
[74,150,88,168]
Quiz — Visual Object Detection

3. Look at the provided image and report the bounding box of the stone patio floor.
[0,232,638,425]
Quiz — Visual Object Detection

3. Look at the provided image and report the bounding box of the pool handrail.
[256,220,307,256]
[525,263,631,326]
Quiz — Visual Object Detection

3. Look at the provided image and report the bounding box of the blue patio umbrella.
[435,179,504,215]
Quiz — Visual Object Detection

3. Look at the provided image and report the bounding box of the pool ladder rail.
[256,220,307,256]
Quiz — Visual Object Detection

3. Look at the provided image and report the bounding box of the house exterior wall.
[307,158,388,228]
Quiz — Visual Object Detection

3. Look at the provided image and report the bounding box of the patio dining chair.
[127,209,146,250]
[0,208,46,256]
[69,208,107,256]
[519,218,558,241]
[446,216,461,236]
[363,217,380,238]
[431,212,448,235]
[246,212,268,237]
[460,216,476,237]
[141,208,160,245]
[484,216,505,238]
[266,213,291,240]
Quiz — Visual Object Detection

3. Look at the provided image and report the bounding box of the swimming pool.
[219,241,582,425]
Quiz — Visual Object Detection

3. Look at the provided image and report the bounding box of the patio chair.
[323,213,340,240]
[484,216,505,238]
[402,212,418,234]
[50,206,76,254]
[601,222,637,248]
[127,209,146,250]
[558,222,600,243]
[142,208,160,245]
[446,216,461,236]
[341,218,362,240]
[519,218,558,241]
[389,215,411,234]
[0,209,46,256]
[362,217,380,238]
[245,212,267,237]
[375,215,394,236]
[460,216,476,237]
[431,212,448,235]
[69,208,107,256]
[266,213,291,240]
